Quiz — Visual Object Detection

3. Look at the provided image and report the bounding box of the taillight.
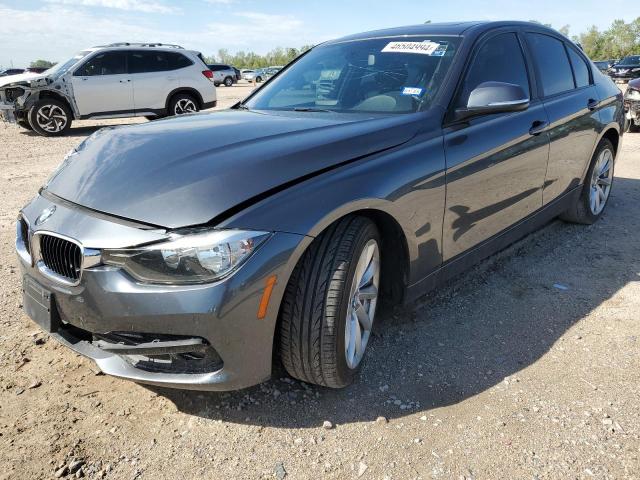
[202,70,214,79]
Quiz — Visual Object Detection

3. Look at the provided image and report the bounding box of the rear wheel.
[560,138,615,224]
[27,98,72,137]
[255,76,263,83]
[169,93,199,116]
[279,216,381,388]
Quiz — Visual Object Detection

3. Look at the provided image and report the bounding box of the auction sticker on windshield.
[382,41,443,55]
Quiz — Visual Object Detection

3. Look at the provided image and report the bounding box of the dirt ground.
[1,83,639,480]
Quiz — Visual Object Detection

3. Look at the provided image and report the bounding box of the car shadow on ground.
[149,177,640,429]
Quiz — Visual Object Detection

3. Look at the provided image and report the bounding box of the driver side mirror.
[454,81,529,122]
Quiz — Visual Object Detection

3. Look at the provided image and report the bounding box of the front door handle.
[529,120,549,136]
[587,98,600,111]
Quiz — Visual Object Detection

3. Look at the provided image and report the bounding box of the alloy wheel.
[589,147,614,215]
[35,105,67,133]
[174,99,197,115]
[344,239,380,369]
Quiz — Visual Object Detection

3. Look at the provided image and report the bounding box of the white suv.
[0,43,216,136]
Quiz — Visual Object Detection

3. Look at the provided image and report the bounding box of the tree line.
[205,46,314,69]
[571,18,640,60]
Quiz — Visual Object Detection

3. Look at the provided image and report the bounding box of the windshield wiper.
[235,102,250,111]
[292,107,333,113]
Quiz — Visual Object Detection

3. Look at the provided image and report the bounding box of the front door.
[442,31,550,260]
[70,51,133,116]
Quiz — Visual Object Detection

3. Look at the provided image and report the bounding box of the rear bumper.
[18,194,308,390]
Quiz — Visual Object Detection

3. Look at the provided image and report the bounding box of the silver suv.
[206,64,237,87]
[0,43,217,136]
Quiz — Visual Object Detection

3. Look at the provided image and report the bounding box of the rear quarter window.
[167,52,193,70]
[566,47,591,88]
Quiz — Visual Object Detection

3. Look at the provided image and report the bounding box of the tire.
[17,119,32,131]
[168,93,199,116]
[279,216,381,388]
[224,76,233,87]
[255,76,262,83]
[560,138,615,224]
[624,118,640,133]
[27,98,72,137]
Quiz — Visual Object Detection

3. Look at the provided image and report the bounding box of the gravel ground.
[1,84,639,480]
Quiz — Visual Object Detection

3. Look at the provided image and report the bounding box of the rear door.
[128,50,178,113]
[71,51,132,116]
[523,32,600,204]
[442,30,550,260]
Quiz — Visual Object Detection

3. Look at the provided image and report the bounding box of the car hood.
[44,109,423,229]
[0,72,44,88]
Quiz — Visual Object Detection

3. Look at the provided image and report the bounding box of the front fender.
[218,131,447,285]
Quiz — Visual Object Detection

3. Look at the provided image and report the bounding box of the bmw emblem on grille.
[35,206,56,225]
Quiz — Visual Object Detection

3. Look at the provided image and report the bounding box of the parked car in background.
[25,67,49,74]
[241,69,255,81]
[624,77,640,132]
[16,21,623,391]
[0,68,25,77]
[207,64,236,87]
[609,55,640,83]
[593,60,613,73]
[0,42,216,136]
[252,67,281,83]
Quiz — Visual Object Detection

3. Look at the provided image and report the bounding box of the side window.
[457,33,530,108]
[167,52,193,70]
[566,46,591,88]
[129,51,169,74]
[75,52,126,76]
[526,33,575,96]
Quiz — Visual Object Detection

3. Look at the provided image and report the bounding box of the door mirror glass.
[455,81,529,121]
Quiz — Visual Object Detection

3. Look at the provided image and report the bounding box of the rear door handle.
[587,98,600,111]
[529,120,549,136]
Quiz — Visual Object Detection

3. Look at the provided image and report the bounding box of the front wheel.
[624,117,640,133]
[27,99,72,137]
[255,76,263,83]
[224,76,233,87]
[279,216,381,388]
[560,138,615,224]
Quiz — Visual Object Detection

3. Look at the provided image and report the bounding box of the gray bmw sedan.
[17,21,623,390]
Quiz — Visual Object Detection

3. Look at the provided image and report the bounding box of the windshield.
[246,36,460,114]
[619,56,640,66]
[45,50,92,78]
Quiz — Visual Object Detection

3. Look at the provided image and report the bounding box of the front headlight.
[102,229,271,284]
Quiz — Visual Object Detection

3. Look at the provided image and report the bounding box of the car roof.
[325,21,561,43]
[88,44,198,55]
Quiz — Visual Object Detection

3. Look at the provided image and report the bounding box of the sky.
[1,0,639,68]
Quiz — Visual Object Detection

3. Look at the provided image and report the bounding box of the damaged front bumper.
[17,193,307,391]
[0,86,31,124]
